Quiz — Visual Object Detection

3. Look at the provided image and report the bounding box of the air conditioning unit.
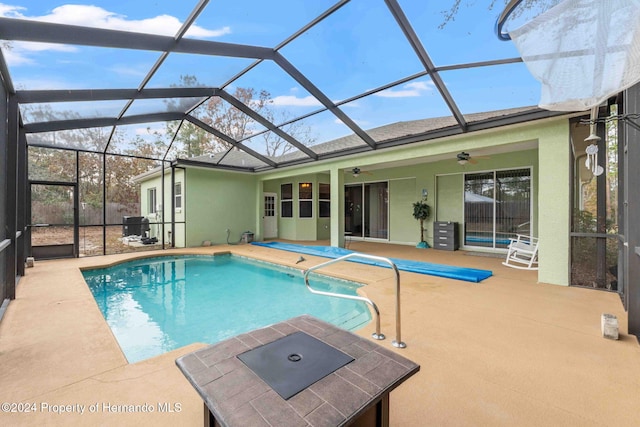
[122,216,145,236]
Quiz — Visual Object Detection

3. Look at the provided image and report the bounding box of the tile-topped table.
[176,315,420,427]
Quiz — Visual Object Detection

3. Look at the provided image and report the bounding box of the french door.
[464,169,531,249]
[345,182,388,240]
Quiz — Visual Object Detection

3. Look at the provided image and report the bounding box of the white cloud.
[109,64,150,79]
[14,5,230,37]
[2,40,77,67]
[15,77,81,90]
[375,80,435,98]
[2,48,34,66]
[0,4,25,18]
[0,3,231,66]
[271,95,322,107]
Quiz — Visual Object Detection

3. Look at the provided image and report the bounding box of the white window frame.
[319,183,330,218]
[281,183,293,218]
[174,182,182,212]
[299,182,313,219]
[148,187,157,214]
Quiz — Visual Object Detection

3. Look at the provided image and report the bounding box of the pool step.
[330,308,371,331]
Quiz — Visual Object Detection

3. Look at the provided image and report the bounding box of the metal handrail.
[303,253,406,348]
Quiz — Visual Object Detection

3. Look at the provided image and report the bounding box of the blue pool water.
[82,254,371,363]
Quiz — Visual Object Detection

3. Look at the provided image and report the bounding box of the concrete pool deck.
[1,241,639,426]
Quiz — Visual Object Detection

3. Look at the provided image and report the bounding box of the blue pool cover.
[252,242,492,283]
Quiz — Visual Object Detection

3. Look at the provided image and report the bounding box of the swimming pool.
[82,254,371,363]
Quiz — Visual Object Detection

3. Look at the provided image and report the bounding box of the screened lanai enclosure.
[4,0,566,261]
[1,0,640,337]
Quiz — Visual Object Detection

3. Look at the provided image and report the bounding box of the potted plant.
[412,199,431,248]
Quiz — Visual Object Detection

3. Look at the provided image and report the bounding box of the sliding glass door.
[464,169,531,249]
[345,182,388,240]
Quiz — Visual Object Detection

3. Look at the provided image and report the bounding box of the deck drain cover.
[237,331,354,400]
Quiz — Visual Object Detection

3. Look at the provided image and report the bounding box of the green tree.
[164,75,316,159]
[439,1,558,29]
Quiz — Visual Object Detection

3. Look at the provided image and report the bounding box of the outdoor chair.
[502,234,539,270]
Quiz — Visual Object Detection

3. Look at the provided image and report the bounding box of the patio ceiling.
[1,0,567,171]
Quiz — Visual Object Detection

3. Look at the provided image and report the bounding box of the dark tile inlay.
[348,350,386,376]
[236,333,262,350]
[374,345,420,369]
[273,321,300,336]
[309,372,370,417]
[336,367,381,396]
[341,342,370,359]
[322,329,358,350]
[216,355,243,375]
[249,326,285,344]
[366,357,412,389]
[288,389,324,418]
[198,338,250,367]
[251,390,308,427]
[178,353,207,374]
[203,367,259,402]
[225,402,270,427]
[306,402,346,427]
[191,365,223,387]
[217,381,270,414]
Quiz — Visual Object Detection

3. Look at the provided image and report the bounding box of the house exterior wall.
[388,178,416,244]
[432,149,540,241]
[139,168,186,247]
[259,117,570,286]
[136,117,570,286]
[337,149,539,246]
[185,168,257,247]
[537,120,571,285]
[263,173,331,241]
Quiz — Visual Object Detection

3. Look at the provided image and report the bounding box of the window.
[464,168,531,249]
[319,183,330,218]
[299,182,313,218]
[174,182,182,210]
[281,183,292,218]
[345,182,388,239]
[148,188,157,214]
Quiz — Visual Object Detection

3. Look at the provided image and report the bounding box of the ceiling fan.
[456,152,489,165]
[349,167,373,177]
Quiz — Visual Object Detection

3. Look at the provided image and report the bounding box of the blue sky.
[0,0,543,151]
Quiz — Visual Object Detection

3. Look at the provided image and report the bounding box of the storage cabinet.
[433,221,459,251]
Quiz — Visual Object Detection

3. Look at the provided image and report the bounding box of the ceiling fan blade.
[469,158,478,164]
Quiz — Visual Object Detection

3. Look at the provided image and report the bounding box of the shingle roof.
[174,105,565,172]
